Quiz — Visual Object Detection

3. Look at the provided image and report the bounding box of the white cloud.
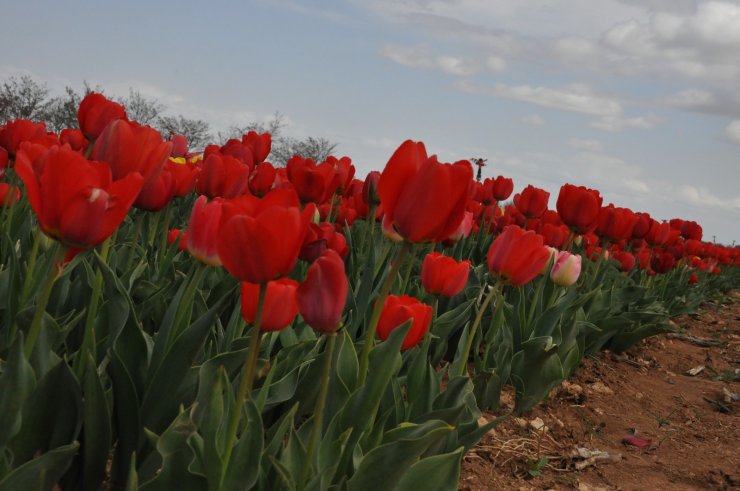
[675,183,740,210]
[590,114,661,132]
[658,88,740,118]
[380,44,484,76]
[726,120,740,145]
[520,114,545,126]
[456,80,622,116]
[658,89,716,108]
[568,137,602,151]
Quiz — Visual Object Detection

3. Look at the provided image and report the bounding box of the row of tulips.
[0,92,738,490]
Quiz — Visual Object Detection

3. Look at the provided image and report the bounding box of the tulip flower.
[249,162,277,197]
[91,119,171,186]
[59,129,89,153]
[0,182,21,207]
[286,155,338,204]
[687,272,699,284]
[0,119,48,158]
[680,220,702,241]
[631,212,651,239]
[378,140,472,243]
[78,92,127,141]
[513,185,549,219]
[596,205,637,242]
[550,251,582,287]
[491,175,514,201]
[650,250,676,273]
[186,196,224,266]
[0,147,7,170]
[241,131,271,164]
[241,279,299,331]
[539,223,569,248]
[15,145,143,250]
[376,295,433,350]
[612,250,636,272]
[421,252,470,297]
[362,170,381,207]
[300,222,349,263]
[170,134,188,158]
[220,139,255,169]
[167,228,188,251]
[134,167,177,212]
[446,210,474,243]
[196,152,251,199]
[325,155,355,193]
[556,184,603,234]
[296,250,348,332]
[166,158,200,197]
[487,225,551,286]
[645,219,671,246]
[218,198,310,283]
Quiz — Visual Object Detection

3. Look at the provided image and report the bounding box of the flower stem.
[23,245,64,358]
[358,241,412,386]
[299,332,337,490]
[455,282,500,377]
[221,281,268,483]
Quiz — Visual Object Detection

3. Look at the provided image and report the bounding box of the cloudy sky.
[2,0,739,243]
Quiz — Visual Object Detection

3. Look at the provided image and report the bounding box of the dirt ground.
[461,291,740,491]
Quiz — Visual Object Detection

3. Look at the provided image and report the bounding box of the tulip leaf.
[346,421,453,491]
[82,354,112,491]
[221,399,263,491]
[0,336,36,449]
[395,446,464,491]
[511,336,564,414]
[0,442,79,491]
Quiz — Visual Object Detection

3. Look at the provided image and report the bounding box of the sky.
[1,0,739,244]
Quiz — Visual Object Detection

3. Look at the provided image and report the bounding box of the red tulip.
[326,156,355,193]
[91,119,171,186]
[556,184,603,234]
[513,185,549,219]
[286,155,338,204]
[241,131,271,164]
[78,92,127,140]
[0,119,48,158]
[487,225,550,286]
[631,212,651,239]
[218,198,310,283]
[650,250,676,273]
[421,252,470,297]
[296,250,348,332]
[134,166,177,211]
[491,175,514,201]
[612,250,636,272]
[220,139,255,169]
[241,279,299,331]
[687,272,699,284]
[0,147,7,170]
[378,140,472,243]
[538,223,569,248]
[167,228,188,251]
[167,158,200,197]
[0,182,21,207]
[15,145,142,249]
[680,220,702,241]
[249,162,276,197]
[59,129,89,153]
[645,219,671,246]
[300,222,349,263]
[170,134,188,158]
[186,196,224,266]
[596,205,637,242]
[196,152,251,199]
[376,295,433,350]
[362,170,381,207]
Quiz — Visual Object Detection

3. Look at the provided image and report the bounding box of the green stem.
[18,231,42,308]
[299,332,337,490]
[358,241,412,386]
[74,237,113,379]
[399,244,417,294]
[455,282,500,377]
[23,245,64,358]
[126,214,144,272]
[221,282,268,484]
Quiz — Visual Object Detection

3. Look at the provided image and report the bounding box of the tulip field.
[0,93,738,491]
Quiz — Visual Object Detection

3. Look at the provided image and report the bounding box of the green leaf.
[510,336,564,414]
[221,399,264,491]
[346,421,453,491]
[0,442,79,491]
[81,355,112,491]
[0,336,36,449]
[396,447,464,491]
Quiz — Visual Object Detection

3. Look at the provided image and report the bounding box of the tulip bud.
[550,251,582,287]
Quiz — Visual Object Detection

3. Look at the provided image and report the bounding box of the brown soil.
[461,291,740,491]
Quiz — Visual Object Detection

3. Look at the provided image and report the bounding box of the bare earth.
[461,291,740,491]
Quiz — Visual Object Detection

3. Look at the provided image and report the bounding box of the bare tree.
[0,75,50,122]
[43,86,83,132]
[156,115,212,151]
[271,136,338,166]
[119,89,165,126]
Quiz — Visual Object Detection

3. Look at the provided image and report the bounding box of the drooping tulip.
[421,252,470,297]
[376,295,433,350]
[378,140,472,243]
[296,250,348,332]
